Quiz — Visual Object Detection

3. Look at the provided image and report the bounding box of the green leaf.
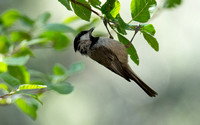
[163,0,182,8]
[117,33,139,65]
[41,31,70,50]
[0,35,10,54]
[37,12,51,24]
[101,0,121,19]
[48,82,73,94]
[3,56,30,66]
[67,62,84,75]
[141,24,156,35]
[44,23,75,33]
[71,0,91,21]
[18,84,47,90]
[10,31,31,42]
[29,79,47,85]
[13,47,34,57]
[15,98,38,120]
[142,32,159,51]
[0,72,20,87]
[0,62,7,73]
[58,0,72,10]
[53,64,66,75]
[77,18,100,31]
[53,34,70,50]
[1,9,20,27]
[89,0,101,9]
[116,14,129,35]
[63,16,81,24]
[0,83,10,93]
[27,38,48,46]
[28,69,45,78]
[130,0,157,23]
[0,98,9,105]
[8,66,30,84]
[19,15,34,27]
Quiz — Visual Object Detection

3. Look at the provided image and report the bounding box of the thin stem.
[103,17,113,39]
[70,0,101,17]
[125,25,141,48]
[128,19,134,24]
[130,25,141,43]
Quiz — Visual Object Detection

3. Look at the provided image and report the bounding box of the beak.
[89,27,95,33]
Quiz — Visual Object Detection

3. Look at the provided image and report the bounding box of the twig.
[125,25,141,48]
[70,0,101,17]
[103,17,113,39]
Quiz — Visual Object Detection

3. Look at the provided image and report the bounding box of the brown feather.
[89,45,157,97]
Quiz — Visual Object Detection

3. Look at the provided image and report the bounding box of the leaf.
[37,12,51,24]
[0,62,7,73]
[67,62,84,75]
[22,94,43,105]
[1,9,20,27]
[142,32,159,51]
[53,34,70,50]
[29,79,47,85]
[0,83,10,93]
[15,98,38,120]
[27,38,48,46]
[130,0,157,23]
[101,0,121,19]
[41,31,70,50]
[89,0,101,9]
[63,16,80,24]
[44,23,75,33]
[48,82,73,94]
[71,0,91,21]
[13,47,34,57]
[29,69,45,77]
[10,31,31,42]
[19,15,34,27]
[0,72,20,87]
[8,66,30,84]
[141,24,156,35]
[18,84,47,91]
[116,14,129,35]
[117,33,139,65]
[3,55,30,66]
[163,0,182,8]
[53,64,66,75]
[0,35,10,54]
[77,18,100,31]
[58,0,72,10]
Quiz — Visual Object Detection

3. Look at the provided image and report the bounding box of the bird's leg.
[103,17,113,39]
[125,25,141,48]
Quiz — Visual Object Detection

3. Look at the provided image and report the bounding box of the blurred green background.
[1,0,200,125]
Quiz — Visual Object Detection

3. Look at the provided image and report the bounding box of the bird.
[74,27,157,97]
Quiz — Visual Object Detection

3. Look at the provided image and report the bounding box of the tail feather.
[132,75,158,97]
[125,67,158,97]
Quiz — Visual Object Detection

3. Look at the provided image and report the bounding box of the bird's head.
[74,27,95,52]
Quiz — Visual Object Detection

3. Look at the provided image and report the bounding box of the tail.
[126,68,158,97]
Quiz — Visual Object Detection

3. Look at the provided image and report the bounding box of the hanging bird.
[74,27,157,97]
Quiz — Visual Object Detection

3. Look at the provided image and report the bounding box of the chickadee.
[74,27,157,97]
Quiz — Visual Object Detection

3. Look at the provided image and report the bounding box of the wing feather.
[89,46,131,81]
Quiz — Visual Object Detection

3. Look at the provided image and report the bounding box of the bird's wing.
[89,46,131,81]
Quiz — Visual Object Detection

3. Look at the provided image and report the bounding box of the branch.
[125,25,141,48]
[70,0,101,17]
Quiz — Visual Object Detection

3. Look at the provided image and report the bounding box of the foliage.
[0,0,182,120]
[0,9,84,120]
[59,0,182,65]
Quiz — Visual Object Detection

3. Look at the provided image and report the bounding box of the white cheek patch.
[78,40,91,54]
[80,33,90,40]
